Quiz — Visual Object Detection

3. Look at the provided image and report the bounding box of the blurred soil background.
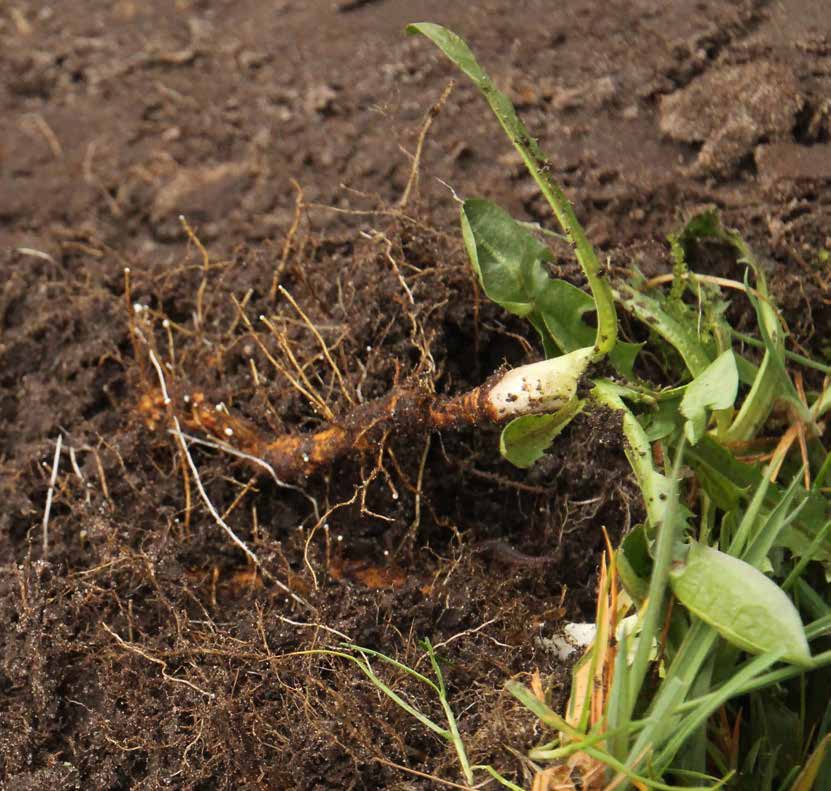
[1,1,829,788]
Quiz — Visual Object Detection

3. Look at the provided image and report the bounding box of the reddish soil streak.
[1,1,829,788]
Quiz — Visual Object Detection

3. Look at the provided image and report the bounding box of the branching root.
[138,349,588,482]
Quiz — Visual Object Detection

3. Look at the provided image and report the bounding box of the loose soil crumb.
[1,1,830,788]
[659,62,803,175]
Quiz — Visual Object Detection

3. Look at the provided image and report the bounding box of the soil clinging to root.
[2,0,830,788]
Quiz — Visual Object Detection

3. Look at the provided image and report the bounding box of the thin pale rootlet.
[3,6,831,791]
[403,21,831,791]
[4,208,628,790]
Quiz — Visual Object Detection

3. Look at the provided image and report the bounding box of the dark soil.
[1,1,830,789]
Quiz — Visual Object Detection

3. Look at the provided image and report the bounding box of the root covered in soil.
[138,344,591,483]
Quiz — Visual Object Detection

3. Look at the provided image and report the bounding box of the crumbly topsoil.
[1,1,830,789]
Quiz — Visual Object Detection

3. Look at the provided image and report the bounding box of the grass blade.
[628,440,687,704]
[789,733,831,791]
[506,680,584,741]
[654,652,782,775]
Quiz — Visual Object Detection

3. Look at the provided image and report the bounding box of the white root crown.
[485,347,593,420]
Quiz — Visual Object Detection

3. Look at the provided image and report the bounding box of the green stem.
[406,22,617,360]
[782,520,831,591]
[731,328,831,375]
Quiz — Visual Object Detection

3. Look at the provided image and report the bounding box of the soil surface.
[1,1,830,789]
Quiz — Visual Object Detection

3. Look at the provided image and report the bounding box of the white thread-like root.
[42,434,63,559]
[173,430,320,522]
[145,347,312,612]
